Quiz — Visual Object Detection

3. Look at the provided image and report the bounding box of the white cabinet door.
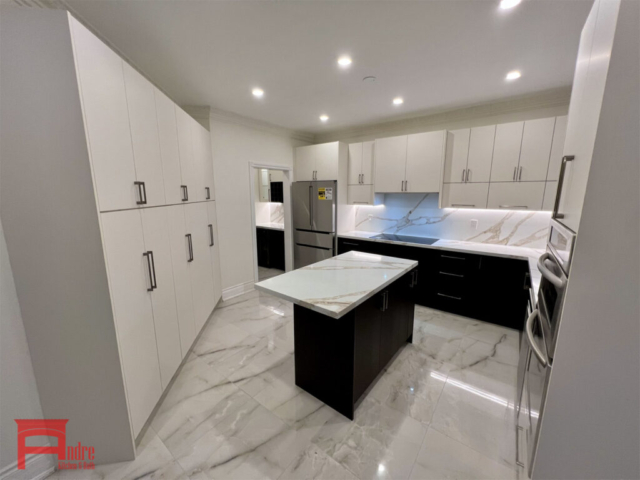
[490,121,524,182]
[122,62,166,207]
[547,115,568,181]
[141,207,182,389]
[542,182,558,211]
[200,126,215,201]
[207,201,222,307]
[441,183,489,209]
[70,18,137,212]
[487,182,545,210]
[443,129,470,183]
[519,118,556,182]
[295,145,315,181]
[466,125,496,183]
[100,210,162,436]
[374,135,407,193]
[361,141,375,185]
[175,107,196,202]
[185,202,215,332]
[348,143,362,185]
[315,142,339,181]
[155,89,183,205]
[348,185,382,205]
[406,131,445,193]
[165,205,196,354]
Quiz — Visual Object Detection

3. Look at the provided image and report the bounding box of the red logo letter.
[15,419,68,470]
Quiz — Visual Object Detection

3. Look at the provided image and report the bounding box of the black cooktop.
[371,233,439,245]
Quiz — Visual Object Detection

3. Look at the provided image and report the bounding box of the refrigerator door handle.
[526,309,548,367]
[308,185,313,228]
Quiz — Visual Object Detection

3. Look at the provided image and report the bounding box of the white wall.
[0,220,54,478]
[532,1,639,478]
[209,117,308,293]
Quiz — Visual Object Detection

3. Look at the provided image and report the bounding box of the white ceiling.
[65,0,592,134]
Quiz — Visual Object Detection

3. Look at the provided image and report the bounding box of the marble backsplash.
[270,203,284,224]
[354,193,551,248]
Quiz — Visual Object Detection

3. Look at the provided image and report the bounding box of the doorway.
[249,164,293,283]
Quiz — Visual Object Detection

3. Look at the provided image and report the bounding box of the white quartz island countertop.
[255,251,418,319]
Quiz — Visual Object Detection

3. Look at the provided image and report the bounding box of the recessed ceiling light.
[252,88,264,98]
[500,0,521,9]
[319,115,329,122]
[337,56,352,68]
[393,97,404,105]
[505,70,522,80]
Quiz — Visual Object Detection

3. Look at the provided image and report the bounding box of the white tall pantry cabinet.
[0,9,222,463]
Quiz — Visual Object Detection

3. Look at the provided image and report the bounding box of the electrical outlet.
[471,219,478,230]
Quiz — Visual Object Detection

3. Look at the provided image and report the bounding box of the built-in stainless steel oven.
[516,219,577,477]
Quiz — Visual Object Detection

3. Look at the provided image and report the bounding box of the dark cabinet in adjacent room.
[257,227,285,270]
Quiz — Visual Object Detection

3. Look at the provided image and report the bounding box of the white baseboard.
[0,454,55,480]
[222,281,255,301]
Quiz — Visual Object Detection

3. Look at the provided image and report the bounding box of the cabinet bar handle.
[149,250,157,289]
[143,251,154,291]
[466,168,471,182]
[134,181,147,205]
[451,204,475,208]
[352,201,369,204]
[439,271,464,278]
[342,241,359,246]
[441,254,465,260]
[518,166,523,181]
[499,205,528,209]
[437,292,462,300]
[186,234,193,262]
[205,187,211,200]
[209,224,214,246]
[181,185,188,202]
[513,167,517,181]
[462,169,466,182]
[553,155,574,219]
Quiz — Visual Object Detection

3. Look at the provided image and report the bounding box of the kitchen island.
[255,251,418,419]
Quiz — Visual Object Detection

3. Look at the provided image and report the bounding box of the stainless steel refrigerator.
[292,180,337,269]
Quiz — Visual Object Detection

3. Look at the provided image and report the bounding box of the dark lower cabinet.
[294,270,415,419]
[338,236,529,330]
[257,227,285,270]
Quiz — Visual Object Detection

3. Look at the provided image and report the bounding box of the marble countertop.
[256,222,285,231]
[254,251,418,319]
[339,231,543,302]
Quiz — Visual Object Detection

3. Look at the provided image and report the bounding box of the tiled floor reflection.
[49,291,523,480]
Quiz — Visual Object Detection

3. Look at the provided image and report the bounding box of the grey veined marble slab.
[254,251,417,319]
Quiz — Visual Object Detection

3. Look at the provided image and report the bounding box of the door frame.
[248,162,294,284]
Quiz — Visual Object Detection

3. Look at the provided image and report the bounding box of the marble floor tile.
[192,322,257,364]
[280,444,358,480]
[312,397,427,480]
[259,266,285,281]
[414,306,478,340]
[410,428,518,480]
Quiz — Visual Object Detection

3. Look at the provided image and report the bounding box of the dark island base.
[293,270,416,420]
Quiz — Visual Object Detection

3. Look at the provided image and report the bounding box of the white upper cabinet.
[487,182,545,210]
[294,145,316,181]
[70,18,137,212]
[295,142,341,181]
[547,115,568,181]
[154,89,184,205]
[518,117,556,181]
[374,135,407,193]
[466,125,496,183]
[201,126,215,200]
[100,209,162,436]
[443,129,470,183]
[440,183,490,209]
[207,201,222,307]
[314,142,340,181]
[406,131,445,193]
[191,120,214,202]
[348,141,375,185]
[542,182,558,211]
[140,207,182,389]
[348,143,363,185]
[175,107,196,202]
[490,121,524,182]
[122,63,166,207]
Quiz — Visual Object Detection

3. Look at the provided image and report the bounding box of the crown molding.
[314,87,571,143]
[208,107,315,143]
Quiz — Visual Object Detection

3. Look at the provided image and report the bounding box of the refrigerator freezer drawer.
[294,230,335,249]
[294,243,334,269]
